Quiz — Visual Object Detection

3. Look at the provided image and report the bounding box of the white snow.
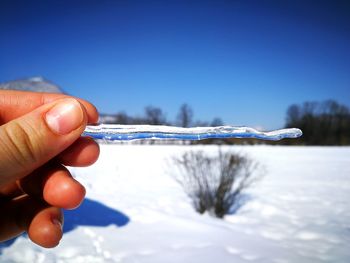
[1,145,349,263]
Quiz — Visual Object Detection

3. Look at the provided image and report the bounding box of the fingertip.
[45,98,85,135]
[41,93,99,124]
[43,169,86,210]
[27,207,63,248]
[59,136,100,167]
[77,98,99,124]
[20,164,86,210]
[88,103,99,124]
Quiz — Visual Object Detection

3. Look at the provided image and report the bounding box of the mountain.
[0,77,64,94]
[0,77,121,124]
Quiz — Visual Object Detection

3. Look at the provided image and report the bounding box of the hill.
[0,77,64,94]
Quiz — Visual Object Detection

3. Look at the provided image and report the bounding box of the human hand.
[0,90,99,248]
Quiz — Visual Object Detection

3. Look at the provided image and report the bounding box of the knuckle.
[2,120,42,167]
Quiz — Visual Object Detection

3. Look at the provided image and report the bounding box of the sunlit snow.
[1,145,349,263]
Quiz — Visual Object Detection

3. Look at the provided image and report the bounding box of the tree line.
[100,103,223,128]
[284,100,350,145]
[101,100,350,145]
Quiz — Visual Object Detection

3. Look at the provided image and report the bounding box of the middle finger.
[19,163,85,210]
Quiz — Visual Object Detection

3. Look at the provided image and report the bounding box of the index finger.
[0,90,99,124]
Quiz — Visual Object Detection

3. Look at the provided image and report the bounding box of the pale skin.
[0,90,100,248]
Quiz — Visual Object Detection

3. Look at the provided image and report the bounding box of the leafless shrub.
[172,149,260,218]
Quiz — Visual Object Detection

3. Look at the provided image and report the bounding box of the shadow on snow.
[0,198,129,253]
[63,198,129,232]
[227,193,254,215]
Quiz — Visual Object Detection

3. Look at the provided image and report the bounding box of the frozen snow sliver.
[83,124,302,141]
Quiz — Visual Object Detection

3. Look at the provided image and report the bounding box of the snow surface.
[1,145,349,263]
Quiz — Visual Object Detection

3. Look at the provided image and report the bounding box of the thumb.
[0,98,87,186]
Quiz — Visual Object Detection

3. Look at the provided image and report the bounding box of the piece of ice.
[83,124,302,141]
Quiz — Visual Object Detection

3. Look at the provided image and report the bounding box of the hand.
[0,90,100,248]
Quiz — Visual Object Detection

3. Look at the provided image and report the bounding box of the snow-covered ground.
[1,145,349,263]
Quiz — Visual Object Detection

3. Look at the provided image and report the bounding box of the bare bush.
[172,149,260,218]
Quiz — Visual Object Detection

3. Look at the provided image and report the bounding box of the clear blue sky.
[1,0,349,129]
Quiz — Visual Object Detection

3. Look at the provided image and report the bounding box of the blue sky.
[1,0,349,129]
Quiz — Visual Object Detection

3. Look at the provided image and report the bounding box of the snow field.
[1,145,349,263]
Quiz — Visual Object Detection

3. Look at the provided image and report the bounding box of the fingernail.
[45,99,83,135]
[52,218,62,230]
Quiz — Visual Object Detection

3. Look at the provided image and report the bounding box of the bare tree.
[171,149,261,218]
[211,117,224,126]
[144,106,167,125]
[176,103,193,127]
